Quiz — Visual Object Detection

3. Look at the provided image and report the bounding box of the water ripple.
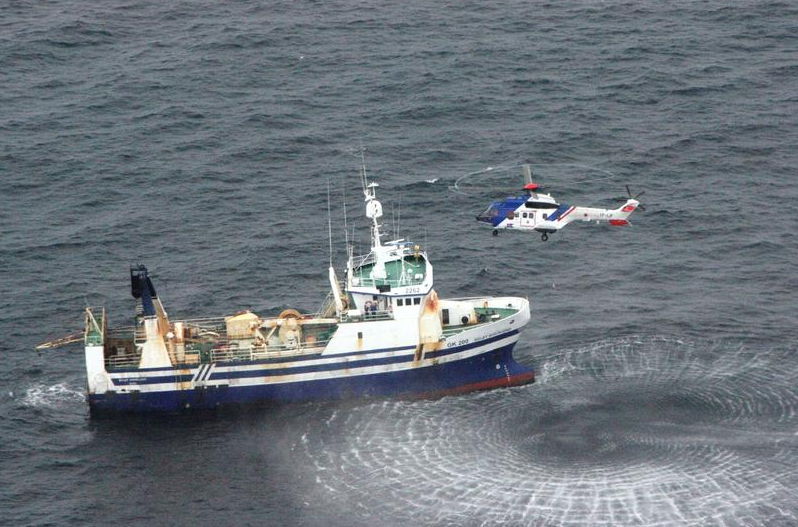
[297,337,798,526]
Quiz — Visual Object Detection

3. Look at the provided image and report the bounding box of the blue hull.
[88,343,534,415]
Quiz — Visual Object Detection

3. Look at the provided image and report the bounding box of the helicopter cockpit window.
[476,203,501,222]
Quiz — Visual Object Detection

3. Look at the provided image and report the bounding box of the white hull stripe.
[105,333,520,394]
[110,344,419,380]
[107,311,526,380]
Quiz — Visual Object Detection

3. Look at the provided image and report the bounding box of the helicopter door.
[522,211,536,227]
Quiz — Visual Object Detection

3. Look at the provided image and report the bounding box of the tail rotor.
[620,184,645,210]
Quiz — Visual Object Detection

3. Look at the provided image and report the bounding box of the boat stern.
[84,307,113,396]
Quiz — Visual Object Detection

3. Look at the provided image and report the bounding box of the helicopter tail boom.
[533,199,639,233]
[567,199,639,226]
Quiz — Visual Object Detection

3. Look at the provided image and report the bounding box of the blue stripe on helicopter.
[490,198,527,227]
[544,204,572,222]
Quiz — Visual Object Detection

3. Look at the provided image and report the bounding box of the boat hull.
[88,337,534,415]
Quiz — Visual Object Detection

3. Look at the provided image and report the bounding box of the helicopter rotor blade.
[522,164,533,185]
[631,188,646,211]
[614,185,646,211]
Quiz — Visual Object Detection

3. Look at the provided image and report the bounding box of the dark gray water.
[2,0,798,525]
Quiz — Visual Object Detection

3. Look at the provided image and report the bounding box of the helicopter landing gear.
[492,229,499,236]
[541,233,548,241]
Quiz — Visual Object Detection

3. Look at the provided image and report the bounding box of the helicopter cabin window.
[414,297,421,305]
[543,213,548,220]
[525,202,559,209]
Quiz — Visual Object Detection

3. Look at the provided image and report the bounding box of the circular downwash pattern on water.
[298,337,798,526]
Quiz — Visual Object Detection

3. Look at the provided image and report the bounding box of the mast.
[342,150,435,307]
[360,151,388,280]
[361,161,383,249]
[130,265,172,368]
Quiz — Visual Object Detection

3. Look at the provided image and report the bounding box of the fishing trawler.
[39,167,534,414]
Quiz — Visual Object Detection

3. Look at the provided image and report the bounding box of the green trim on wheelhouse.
[353,255,427,288]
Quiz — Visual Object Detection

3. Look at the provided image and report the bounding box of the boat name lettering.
[474,328,507,342]
[446,327,509,348]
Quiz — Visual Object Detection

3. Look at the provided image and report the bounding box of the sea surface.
[2,0,798,525]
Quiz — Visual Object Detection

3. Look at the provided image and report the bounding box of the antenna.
[359,143,368,193]
[327,180,333,268]
[397,200,401,241]
[342,180,349,249]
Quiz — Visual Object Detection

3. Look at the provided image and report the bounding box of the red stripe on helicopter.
[622,204,637,212]
[610,219,629,226]
[557,206,576,222]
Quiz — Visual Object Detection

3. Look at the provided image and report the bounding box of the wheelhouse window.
[397,298,404,306]
[414,297,421,305]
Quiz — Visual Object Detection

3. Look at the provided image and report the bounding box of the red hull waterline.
[416,370,535,400]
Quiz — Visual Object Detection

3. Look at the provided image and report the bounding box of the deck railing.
[105,353,142,369]
[210,340,330,363]
[104,338,334,370]
[339,310,394,322]
[350,274,425,288]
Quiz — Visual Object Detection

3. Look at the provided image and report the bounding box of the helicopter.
[475,165,643,241]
